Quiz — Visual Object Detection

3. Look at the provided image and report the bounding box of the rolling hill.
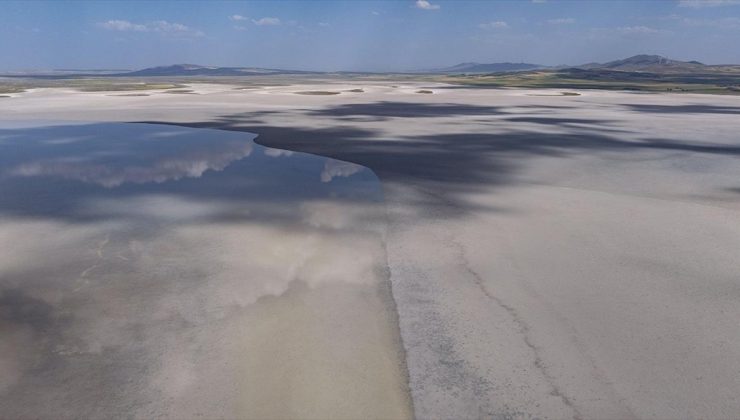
[575,55,709,73]
[433,62,546,73]
[121,64,317,76]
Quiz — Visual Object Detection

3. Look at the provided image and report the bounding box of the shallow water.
[0,122,411,419]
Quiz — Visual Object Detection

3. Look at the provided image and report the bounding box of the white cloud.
[252,17,281,26]
[150,20,188,33]
[617,25,663,34]
[415,0,440,10]
[677,16,740,28]
[318,22,330,27]
[678,0,740,8]
[229,15,248,21]
[97,20,147,32]
[532,0,548,3]
[548,17,576,25]
[371,11,381,15]
[478,21,509,29]
[96,19,203,36]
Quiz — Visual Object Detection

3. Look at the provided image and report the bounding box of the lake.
[0,121,411,419]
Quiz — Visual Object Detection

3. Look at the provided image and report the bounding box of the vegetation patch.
[71,82,185,92]
[436,69,740,95]
[294,90,341,95]
[527,91,582,97]
[345,88,365,93]
[416,89,434,94]
[0,86,26,94]
[164,89,196,94]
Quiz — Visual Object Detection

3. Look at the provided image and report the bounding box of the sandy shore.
[2,81,740,418]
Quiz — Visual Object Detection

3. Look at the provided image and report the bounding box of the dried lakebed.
[0,121,412,419]
[3,84,740,418]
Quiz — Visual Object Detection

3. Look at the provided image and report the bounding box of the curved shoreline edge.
[252,132,418,418]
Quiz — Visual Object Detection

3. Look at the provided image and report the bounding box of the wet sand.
[3,82,740,418]
[0,122,411,419]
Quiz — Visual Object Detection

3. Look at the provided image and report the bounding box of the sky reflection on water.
[0,122,411,419]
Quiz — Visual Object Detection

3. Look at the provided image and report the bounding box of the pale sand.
[3,82,740,418]
[0,209,411,420]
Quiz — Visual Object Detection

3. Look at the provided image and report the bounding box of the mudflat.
[2,81,740,418]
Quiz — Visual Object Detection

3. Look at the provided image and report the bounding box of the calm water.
[0,122,411,419]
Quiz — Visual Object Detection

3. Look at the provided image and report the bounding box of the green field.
[294,90,342,95]
[434,69,740,95]
[0,79,185,94]
[0,85,26,94]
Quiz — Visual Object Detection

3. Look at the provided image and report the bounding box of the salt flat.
[2,81,740,419]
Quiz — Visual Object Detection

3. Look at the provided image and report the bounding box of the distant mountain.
[5,55,739,79]
[0,64,319,78]
[429,55,740,75]
[0,68,131,76]
[121,64,317,77]
[434,62,546,73]
[575,55,707,73]
[54,68,131,73]
[432,56,711,75]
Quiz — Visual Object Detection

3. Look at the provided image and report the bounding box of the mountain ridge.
[4,55,740,78]
[574,54,708,72]
[438,54,740,74]
[122,64,318,76]
[433,62,545,73]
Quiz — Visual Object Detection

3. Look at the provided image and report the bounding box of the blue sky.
[2,0,740,71]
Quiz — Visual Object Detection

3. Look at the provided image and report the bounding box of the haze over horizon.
[3,0,740,72]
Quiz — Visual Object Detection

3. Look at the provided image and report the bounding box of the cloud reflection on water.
[263,147,294,157]
[0,122,410,419]
[4,124,254,187]
[321,159,364,182]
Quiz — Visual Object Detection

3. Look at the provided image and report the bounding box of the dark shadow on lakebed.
[137,100,740,218]
[622,104,740,115]
[308,101,506,119]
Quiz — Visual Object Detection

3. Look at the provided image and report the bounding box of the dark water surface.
[0,122,411,419]
[0,121,380,220]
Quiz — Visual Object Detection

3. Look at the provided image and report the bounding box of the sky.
[2,0,740,71]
